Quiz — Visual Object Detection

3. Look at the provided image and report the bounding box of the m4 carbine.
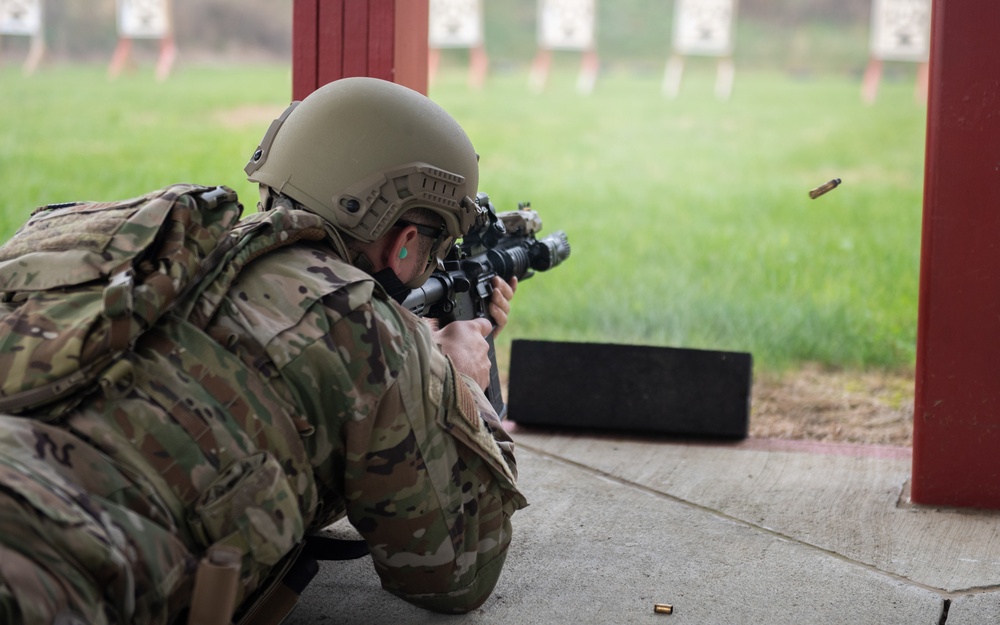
[402,193,571,419]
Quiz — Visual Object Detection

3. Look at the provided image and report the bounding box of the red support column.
[393,0,429,95]
[292,0,428,101]
[315,0,345,88]
[341,1,369,77]
[292,0,320,101]
[912,1,1000,509]
[368,0,396,80]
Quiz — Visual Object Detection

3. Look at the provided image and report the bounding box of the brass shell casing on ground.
[654,603,674,615]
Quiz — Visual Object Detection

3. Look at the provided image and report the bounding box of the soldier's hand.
[488,276,518,337]
[432,318,494,389]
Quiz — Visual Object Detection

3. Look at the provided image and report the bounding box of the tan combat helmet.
[245,77,482,266]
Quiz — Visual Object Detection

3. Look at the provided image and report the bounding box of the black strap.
[234,536,369,625]
[371,267,412,305]
[304,535,370,561]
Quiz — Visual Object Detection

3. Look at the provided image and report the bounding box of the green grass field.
[0,63,927,373]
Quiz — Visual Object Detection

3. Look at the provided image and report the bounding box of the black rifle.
[402,193,571,419]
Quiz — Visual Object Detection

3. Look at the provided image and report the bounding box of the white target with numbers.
[537,0,595,50]
[0,0,42,36]
[117,0,170,39]
[673,0,736,57]
[429,0,482,48]
[870,0,930,62]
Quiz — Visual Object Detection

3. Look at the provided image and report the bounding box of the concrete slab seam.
[517,444,1000,603]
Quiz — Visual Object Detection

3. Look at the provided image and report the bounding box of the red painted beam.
[912,1,1000,508]
[291,0,428,101]
[315,0,346,89]
[341,0,369,78]
[291,0,319,100]
[368,0,395,80]
[393,0,429,94]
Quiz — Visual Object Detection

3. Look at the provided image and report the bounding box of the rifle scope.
[486,231,571,282]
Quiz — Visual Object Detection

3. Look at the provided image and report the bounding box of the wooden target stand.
[528,47,599,94]
[662,53,734,100]
[861,57,930,105]
[428,44,488,90]
[528,0,599,94]
[0,32,44,75]
[426,0,488,90]
[0,0,45,75]
[107,35,176,81]
[107,0,177,81]
[663,0,737,100]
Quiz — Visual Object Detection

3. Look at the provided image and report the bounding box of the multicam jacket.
[0,194,526,625]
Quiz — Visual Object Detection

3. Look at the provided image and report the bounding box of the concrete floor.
[286,425,1000,624]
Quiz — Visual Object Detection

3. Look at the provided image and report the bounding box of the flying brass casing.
[809,178,842,199]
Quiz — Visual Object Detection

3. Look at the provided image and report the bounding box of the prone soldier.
[0,77,526,624]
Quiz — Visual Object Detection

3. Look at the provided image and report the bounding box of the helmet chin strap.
[258,184,275,211]
[352,252,411,305]
[371,267,411,305]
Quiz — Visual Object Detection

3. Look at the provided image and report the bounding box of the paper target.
[117,0,170,39]
[0,0,42,36]
[537,0,595,50]
[673,0,736,57]
[870,0,930,62]
[429,0,482,48]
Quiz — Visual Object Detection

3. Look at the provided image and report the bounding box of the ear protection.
[399,248,408,259]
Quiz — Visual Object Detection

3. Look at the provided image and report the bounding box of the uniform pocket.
[437,359,525,506]
[189,451,304,567]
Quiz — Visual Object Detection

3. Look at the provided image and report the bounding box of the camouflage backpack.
[0,184,365,622]
[0,183,326,417]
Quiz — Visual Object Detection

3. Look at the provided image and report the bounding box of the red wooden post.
[292,0,428,101]
[292,0,319,98]
[392,0,428,94]
[912,1,1000,508]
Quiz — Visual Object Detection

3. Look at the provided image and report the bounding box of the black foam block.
[507,339,752,439]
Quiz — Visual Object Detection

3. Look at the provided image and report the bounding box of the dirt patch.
[499,360,915,446]
[750,364,914,446]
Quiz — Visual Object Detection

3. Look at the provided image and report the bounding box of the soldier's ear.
[386,224,419,274]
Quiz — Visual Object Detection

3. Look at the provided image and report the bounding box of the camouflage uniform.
[0,199,527,624]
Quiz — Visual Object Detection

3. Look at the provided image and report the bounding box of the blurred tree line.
[3,0,874,73]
